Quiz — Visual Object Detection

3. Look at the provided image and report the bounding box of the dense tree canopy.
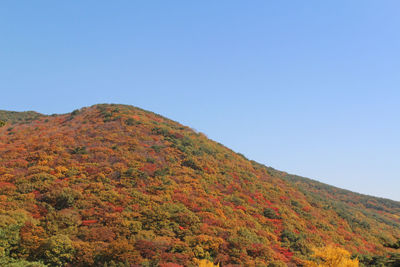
[0,104,399,266]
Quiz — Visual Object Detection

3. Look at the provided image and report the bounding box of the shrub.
[182,159,201,171]
[263,207,281,219]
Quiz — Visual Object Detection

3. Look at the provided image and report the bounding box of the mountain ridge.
[3,104,396,202]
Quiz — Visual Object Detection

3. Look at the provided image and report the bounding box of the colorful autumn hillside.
[0,104,399,267]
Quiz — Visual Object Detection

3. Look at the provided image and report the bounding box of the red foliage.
[236,205,247,211]
[140,163,158,176]
[0,182,15,189]
[113,206,124,213]
[280,196,289,201]
[273,245,294,261]
[302,206,311,212]
[159,263,184,267]
[82,220,97,226]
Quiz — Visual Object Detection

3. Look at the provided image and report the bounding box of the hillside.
[0,104,399,267]
[0,110,44,124]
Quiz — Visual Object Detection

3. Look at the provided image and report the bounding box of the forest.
[0,104,399,266]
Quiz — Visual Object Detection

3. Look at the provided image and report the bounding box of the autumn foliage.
[0,104,399,266]
[305,245,359,267]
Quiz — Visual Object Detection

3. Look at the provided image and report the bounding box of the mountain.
[0,104,399,267]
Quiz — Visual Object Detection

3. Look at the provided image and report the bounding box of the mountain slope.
[0,104,399,266]
[0,110,44,124]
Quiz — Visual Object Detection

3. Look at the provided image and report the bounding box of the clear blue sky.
[1,1,399,201]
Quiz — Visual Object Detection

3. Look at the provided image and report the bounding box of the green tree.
[39,234,74,266]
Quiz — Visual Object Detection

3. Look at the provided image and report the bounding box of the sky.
[1,1,399,201]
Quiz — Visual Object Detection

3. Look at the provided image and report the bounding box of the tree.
[305,245,359,267]
[0,211,27,258]
[39,234,74,266]
[195,259,219,267]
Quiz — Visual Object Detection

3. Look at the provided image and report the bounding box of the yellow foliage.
[55,166,68,174]
[196,259,219,267]
[305,245,359,267]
